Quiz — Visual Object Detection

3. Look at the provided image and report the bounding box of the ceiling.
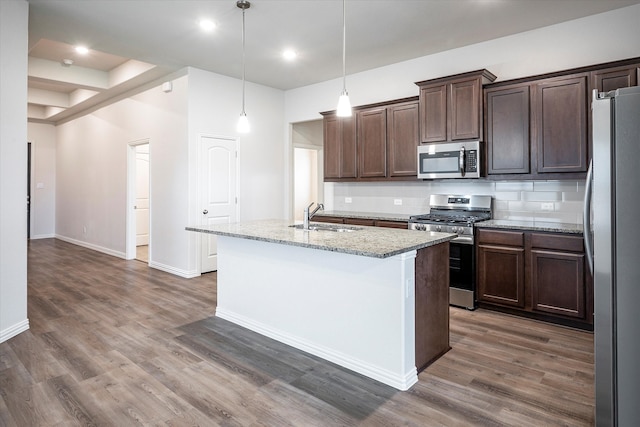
[26,0,640,124]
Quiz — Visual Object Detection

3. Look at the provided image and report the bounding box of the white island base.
[214,235,449,391]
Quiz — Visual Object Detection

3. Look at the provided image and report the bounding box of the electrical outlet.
[345,197,352,204]
[394,199,403,206]
[541,202,554,211]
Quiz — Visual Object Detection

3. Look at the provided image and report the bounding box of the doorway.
[291,120,324,221]
[126,139,150,262]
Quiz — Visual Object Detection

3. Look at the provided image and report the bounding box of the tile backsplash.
[327,179,586,224]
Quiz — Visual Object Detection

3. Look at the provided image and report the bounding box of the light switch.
[36,182,44,189]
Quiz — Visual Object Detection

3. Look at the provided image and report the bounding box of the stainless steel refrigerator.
[585,85,640,426]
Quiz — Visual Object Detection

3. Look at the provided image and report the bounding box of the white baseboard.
[148,261,200,279]
[216,307,418,391]
[30,233,55,240]
[55,235,126,259]
[0,319,30,344]
[54,236,200,279]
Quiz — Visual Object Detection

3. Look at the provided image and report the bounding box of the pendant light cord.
[241,6,246,114]
[341,0,347,93]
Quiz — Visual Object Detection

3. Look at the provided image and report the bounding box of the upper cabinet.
[485,84,530,175]
[387,101,420,177]
[533,74,589,174]
[484,58,640,180]
[416,69,496,143]
[322,113,356,180]
[357,106,387,178]
[591,63,639,93]
[323,98,419,182]
[485,74,589,178]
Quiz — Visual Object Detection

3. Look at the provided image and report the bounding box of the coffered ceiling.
[26,0,640,124]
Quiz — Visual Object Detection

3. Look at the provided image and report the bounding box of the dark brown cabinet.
[416,69,496,143]
[387,101,420,177]
[476,228,593,329]
[477,229,525,308]
[313,215,407,229]
[591,63,639,93]
[322,114,356,180]
[357,107,387,178]
[484,74,589,178]
[485,85,530,174]
[322,97,419,182]
[529,233,588,319]
[533,74,589,174]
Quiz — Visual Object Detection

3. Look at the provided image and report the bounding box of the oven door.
[449,241,476,310]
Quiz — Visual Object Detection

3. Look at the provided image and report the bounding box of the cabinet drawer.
[530,233,583,252]
[344,218,375,226]
[312,216,344,224]
[375,220,408,229]
[477,229,524,246]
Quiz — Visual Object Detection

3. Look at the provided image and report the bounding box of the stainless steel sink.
[290,223,362,232]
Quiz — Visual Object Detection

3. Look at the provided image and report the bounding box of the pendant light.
[336,0,352,117]
[237,0,251,133]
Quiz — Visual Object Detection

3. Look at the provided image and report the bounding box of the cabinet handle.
[203,209,208,215]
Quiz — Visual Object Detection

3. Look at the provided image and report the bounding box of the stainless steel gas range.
[409,194,492,309]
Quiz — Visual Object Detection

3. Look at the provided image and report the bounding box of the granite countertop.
[475,219,584,234]
[317,210,412,222]
[186,219,455,259]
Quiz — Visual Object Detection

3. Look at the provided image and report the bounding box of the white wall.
[283,4,640,219]
[56,73,190,274]
[54,67,285,277]
[28,122,56,238]
[0,0,29,343]
[184,67,285,274]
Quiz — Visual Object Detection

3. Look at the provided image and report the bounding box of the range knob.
[451,226,458,234]
[458,228,465,235]
[420,224,426,231]
[436,225,442,232]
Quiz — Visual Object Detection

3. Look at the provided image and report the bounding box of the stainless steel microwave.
[417,141,481,179]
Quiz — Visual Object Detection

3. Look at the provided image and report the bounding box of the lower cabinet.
[476,228,593,329]
[477,231,525,308]
[313,215,407,229]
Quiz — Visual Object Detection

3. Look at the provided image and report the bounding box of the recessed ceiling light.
[199,19,216,32]
[282,49,297,61]
[75,46,89,55]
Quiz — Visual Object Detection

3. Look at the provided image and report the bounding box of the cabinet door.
[323,116,340,179]
[419,84,447,143]
[486,85,530,174]
[450,77,482,141]
[535,75,588,173]
[357,107,387,178]
[340,116,357,178]
[477,244,525,308]
[592,65,639,93]
[530,249,585,319]
[323,114,356,180]
[387,101,419,177]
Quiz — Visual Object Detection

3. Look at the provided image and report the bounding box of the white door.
[200,136,238,272]
[135,145,150,246]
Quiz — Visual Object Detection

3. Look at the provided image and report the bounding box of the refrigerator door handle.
[584,159,594,274]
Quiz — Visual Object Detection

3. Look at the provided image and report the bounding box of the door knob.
[203,209,208,214]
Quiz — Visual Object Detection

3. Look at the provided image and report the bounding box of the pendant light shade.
[336,0,352,117]
[237,0,251,133]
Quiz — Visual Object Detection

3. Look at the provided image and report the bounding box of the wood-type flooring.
[0,239,595,426]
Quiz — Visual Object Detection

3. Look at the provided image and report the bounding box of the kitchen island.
[186,220,455,390]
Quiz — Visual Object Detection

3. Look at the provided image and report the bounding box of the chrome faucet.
[303,202,324,230]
